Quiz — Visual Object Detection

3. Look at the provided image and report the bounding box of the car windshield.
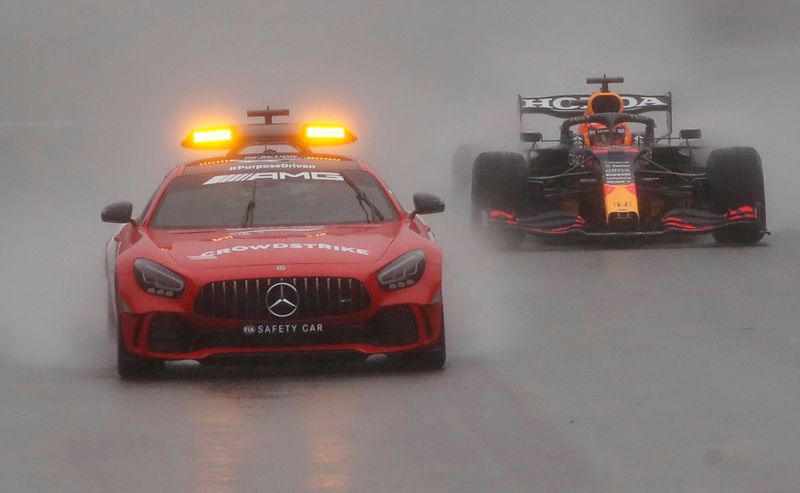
[150,169,397,229]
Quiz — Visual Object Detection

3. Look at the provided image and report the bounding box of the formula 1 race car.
[102,109,445,378]
[471,76,767,248]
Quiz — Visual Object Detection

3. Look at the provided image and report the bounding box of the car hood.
[148,224,402,270]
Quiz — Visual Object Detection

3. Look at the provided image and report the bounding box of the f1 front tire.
[707,146,766,244]
[471,152,528,249]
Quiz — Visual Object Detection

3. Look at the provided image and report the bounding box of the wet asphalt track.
[2,194,800,493]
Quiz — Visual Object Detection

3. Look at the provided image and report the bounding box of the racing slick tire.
[471,152,528,249]
[707,147,766,244]
[117,323,164,379]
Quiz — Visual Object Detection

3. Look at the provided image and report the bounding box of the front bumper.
[119,302,443,361]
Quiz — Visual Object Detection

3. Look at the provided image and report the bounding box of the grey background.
[1,1,799,492]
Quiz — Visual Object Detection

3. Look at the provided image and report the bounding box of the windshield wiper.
[340,172,384,223]
[241,180,258,227]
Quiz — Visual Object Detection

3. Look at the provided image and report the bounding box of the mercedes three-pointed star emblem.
[265,282,299,318]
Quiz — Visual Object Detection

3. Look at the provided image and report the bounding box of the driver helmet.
[581,122,632,146]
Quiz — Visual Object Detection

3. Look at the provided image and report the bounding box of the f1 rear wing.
[519,92,673,138]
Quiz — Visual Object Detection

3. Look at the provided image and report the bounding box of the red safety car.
[102,109,446,378]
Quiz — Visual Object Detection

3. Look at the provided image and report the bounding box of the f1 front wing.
[487,206,761,237]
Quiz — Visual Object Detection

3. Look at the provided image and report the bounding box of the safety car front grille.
[194,277,371,320]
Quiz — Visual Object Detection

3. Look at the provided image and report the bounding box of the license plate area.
[241,323,325,337]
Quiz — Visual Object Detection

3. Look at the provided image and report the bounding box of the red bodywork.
[107,157,444,362]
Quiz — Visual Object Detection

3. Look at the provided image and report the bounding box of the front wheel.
[391,321,446,370]
[706,146,766,244]
[471,152,528,249]
[117,322,164,379]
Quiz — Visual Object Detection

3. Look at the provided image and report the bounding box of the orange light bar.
[192,127,233,144]
[305,125,347,139]
[182,119,356,151]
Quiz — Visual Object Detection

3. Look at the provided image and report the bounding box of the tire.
[117,322,164,380]
[706,147,766,244]
[471,152,528,248]
[391,319,446,370]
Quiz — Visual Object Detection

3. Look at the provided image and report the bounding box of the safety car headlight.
[133,259,185,298]
[377,250,425,291]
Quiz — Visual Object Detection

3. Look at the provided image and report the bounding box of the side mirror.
[101,201,134,223]
[679,128,701,140]
[411,193,445,217]
[521,132,543,143]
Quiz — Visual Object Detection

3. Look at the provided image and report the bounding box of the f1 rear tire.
[471,152,528,248]
[706,147,766,244]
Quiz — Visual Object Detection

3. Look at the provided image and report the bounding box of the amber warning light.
[191,127,233,144]
[182,126,236,150]
[182,109,357,151]
[305,125,347,139]
[302,124,356,146]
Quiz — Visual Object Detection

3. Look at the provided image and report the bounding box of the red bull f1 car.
[471,76,767,247]
[102,109,445,378]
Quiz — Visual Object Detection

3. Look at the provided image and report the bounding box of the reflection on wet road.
[2,219,800,492]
